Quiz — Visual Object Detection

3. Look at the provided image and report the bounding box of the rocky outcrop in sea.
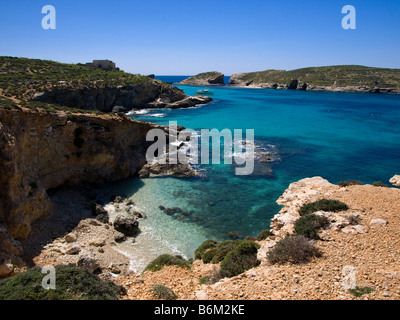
[178,72,225,86]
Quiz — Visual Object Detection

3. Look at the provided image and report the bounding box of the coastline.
[177,82,400,95]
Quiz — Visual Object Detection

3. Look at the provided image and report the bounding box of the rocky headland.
[229,65,400,94]
[178,72,225,86]
[0,57,211,278]
[117,176,400,300]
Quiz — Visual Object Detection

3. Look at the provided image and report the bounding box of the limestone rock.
[64,233,77,243]
[370,218,388,226]
[77,250,100,273]
[389,175,400,187]
[87,238,106,247]
[270,177,335,236]
[109,263,121,274]
[113,215,139,236]
[0,231,23,256]
[139,161,198,179]
[0,263,13,277]
[114,232,127,243]
[64,245,81,255]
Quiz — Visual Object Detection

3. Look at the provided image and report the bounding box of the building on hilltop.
[85,60,117,71]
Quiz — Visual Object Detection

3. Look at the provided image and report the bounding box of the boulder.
[87,238,106,247]
[77,250,100,273]
[138,161,198,178]
[96,213,109,224]
[113,215,139,236]
[92,204,107,217]
[370,218,388,226]
[114,232,126,243]
[64,245,81,255]
[0,262,13,277]
[64,233,77,243]
[389,175,400,187]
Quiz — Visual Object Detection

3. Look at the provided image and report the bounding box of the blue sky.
[0,0,399,75]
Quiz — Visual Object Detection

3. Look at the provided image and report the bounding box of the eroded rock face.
[0,108,157,239]
[32,83,190,112]
[270,177,336,236]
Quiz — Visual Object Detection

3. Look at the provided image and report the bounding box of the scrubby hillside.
[230,65,400,93]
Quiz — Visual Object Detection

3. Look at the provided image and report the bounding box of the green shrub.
[256,229,273,241]
[210,240,240,264]
[152,285,177,300]
[339,180,362,187]
[0,264,125,300]
[348,286,374,298]
[194,240,218,260]
[267,236,322,265]
[144,254,191,272]
[372,181,388,188]
[219,240,260,278]
[202,248,218,264]
[299,199,349,216]
[199,276,210,284]
[294,214,328,240]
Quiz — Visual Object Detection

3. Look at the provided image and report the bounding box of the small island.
[178,71,225,86]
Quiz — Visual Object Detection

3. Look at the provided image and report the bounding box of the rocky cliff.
[179,72,225,86]
[32,83,212,112]
[0,107,160,241]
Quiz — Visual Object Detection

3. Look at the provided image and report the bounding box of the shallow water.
[108,84,400,273]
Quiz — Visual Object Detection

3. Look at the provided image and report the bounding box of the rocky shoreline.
[117,176,400,300]
[3,175,400,301]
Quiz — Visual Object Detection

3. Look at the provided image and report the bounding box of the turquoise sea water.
[107,80,400,272]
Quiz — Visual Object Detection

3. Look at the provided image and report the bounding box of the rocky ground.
[20,187,143,281]
[116,177,400,300]
[6,177,400,300]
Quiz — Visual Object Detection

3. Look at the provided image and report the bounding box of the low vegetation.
[144,254,191,272]
[256,229,274,241]
[0,264,125,300]
[195,239,260,278]
[152,285,177,300]
[348,286,375,298]
[194,239,219,260]
[239,65,400,88]
[299,199,349,216]
[184,71,221,81]
[0,56,157,100]
[219,240,260,278]
[294,214,329,240]
[372,181,388,188]
[267,235,322,265]
[339,180,363,187]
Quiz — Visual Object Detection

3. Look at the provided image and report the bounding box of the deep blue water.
[108,83,400,269]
